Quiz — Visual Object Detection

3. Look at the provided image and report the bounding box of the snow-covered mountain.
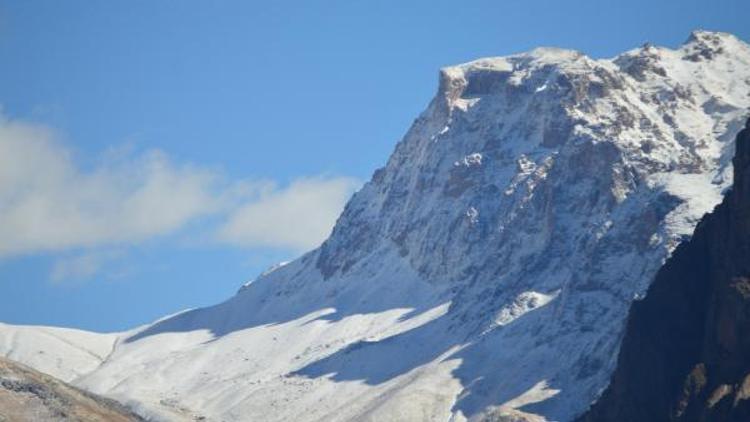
[2,31,750,422]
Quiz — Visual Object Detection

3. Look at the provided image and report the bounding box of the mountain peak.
[437,47,592,100]
[682,29,746,62]
[686,29,738,45]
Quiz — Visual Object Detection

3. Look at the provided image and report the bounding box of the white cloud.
[0,114,359,258]
[217,177,360,251]
[0,116,220,256]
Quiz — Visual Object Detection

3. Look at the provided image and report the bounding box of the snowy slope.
[2,31,750,422]
[0,323,117,383]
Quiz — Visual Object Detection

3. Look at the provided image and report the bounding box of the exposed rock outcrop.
[582,117,750,421]
[0,356,143,422]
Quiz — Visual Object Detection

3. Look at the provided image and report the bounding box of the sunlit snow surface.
[3,31,750,421]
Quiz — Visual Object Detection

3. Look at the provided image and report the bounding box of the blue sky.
[1,0,748,332]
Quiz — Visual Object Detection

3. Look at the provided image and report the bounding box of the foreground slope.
[3,31,750,421]
[0,356,143,422]
[582,118,750,421]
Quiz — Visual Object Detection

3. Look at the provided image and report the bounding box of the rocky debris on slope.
[0,356,143,422]
[581,116,750,421]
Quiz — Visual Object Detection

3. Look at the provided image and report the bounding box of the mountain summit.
[2,31,750,421]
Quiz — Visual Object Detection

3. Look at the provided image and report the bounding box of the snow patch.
[493,291,560,327]
[455,153,483,167]
[466,207,479,224]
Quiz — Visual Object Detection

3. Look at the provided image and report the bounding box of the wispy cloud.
[217,177,360,251]
[50,250,125,283]
[0,114,359,262]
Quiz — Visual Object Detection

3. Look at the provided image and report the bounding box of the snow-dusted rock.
[2,31,750,421]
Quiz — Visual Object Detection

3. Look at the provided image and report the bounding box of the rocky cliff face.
[2,31,750,422]
[582,117,750,421]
